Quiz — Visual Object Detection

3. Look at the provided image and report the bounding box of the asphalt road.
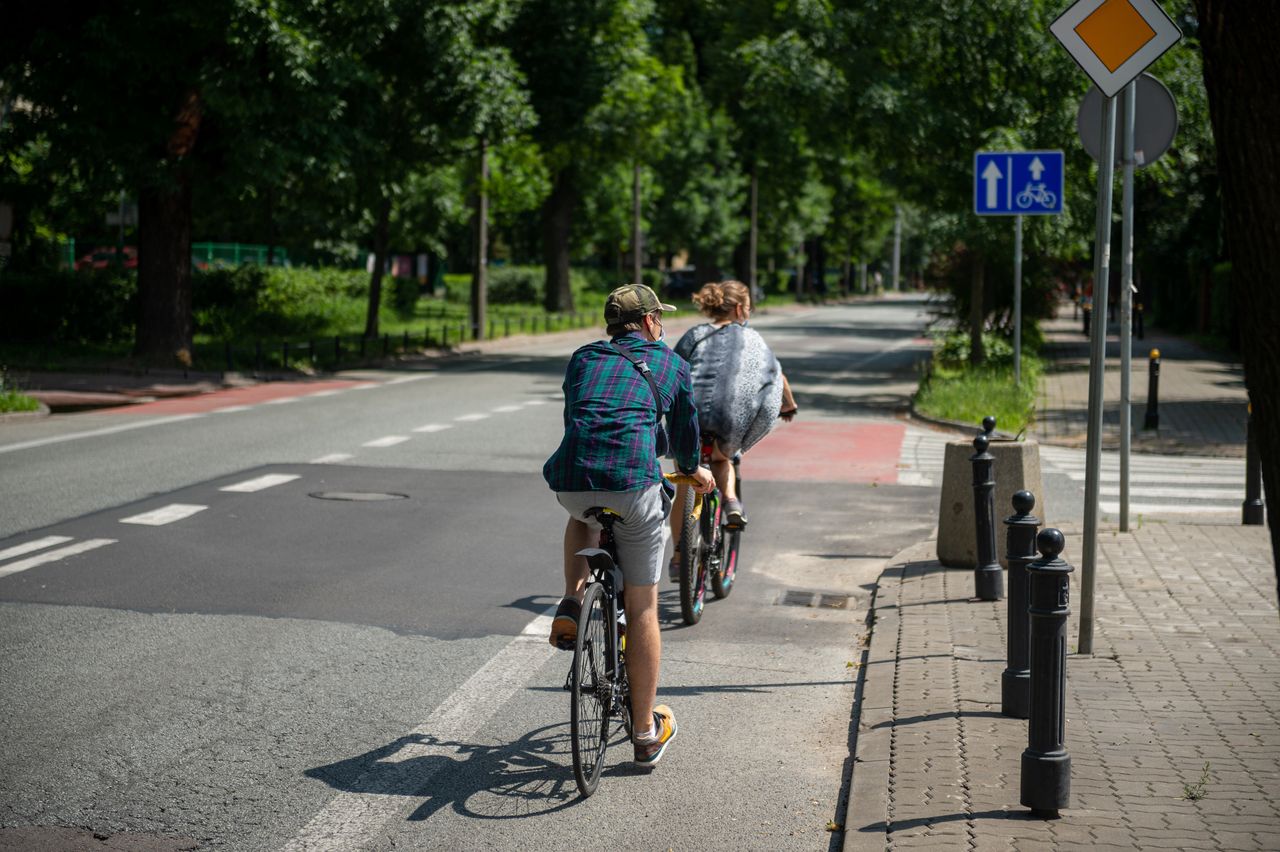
[1,296,943,852]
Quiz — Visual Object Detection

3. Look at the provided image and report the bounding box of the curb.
[840,538,937,852]
[0,401,50,422]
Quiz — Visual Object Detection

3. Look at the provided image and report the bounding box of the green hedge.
[0,269,137,344]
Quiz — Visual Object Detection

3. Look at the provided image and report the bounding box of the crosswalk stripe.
[491,404,523,413]
[412,424,452,433]
[220,473,301,493]
[1101,502,1235,515]
[455,413,490,422]
[0,535,75,562]
[0,538,116,578]
[119,504,207,526]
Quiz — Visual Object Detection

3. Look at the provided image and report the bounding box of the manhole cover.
[776,590,853,609]
[308,491,409,502]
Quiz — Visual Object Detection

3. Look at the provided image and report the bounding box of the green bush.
[488,266,542,304]
[0,368,39,413]
[390,275,422,319]
[932,331,1017,369]
[0,269,137,344]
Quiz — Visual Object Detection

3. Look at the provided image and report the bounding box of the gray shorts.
[556,483,673,587]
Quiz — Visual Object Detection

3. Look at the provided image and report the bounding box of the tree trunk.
[541,170,576,313]
[632,161,642,287]
[135,173,194,364]
[471,138,488,341]
[794,242,805,300]
[364,196,391,340]
[969,252,986,366]
[1195,0,1280,592]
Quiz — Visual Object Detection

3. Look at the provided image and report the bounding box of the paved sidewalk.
[1033,306,1249,457]
[843,525,1280,851]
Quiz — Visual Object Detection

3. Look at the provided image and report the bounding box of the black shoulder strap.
[609,339,662,422]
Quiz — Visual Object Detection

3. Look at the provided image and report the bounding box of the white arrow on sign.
[1030,156,1045,180]
[982,160,1003,209]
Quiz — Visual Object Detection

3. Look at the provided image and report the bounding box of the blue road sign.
[974,150,1064,216]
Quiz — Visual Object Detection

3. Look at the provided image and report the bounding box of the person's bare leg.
[624,581,660,731]
[709,447,736,502]
[563,517,594,602]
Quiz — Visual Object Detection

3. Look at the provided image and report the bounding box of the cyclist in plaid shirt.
[543,284,714,766]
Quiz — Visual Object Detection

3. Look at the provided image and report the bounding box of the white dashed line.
[220,473,301,493]
[213,405,253,414]
[0,538,117,579]
[308,389,344,398]
[362,436,410,448]
[0,535,75,562]
[523,400,548,407]
[311,453,354,464]
[455,413,490,422]
[386,375,432,385]
[491,405,522,413]
[412,424,453,434]
[266,397,300,405]
[281,609,557,850]
[0,414,205,455]
[119,504,208,526]
[350,383,378,391]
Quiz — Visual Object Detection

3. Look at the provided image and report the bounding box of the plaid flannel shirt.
[543,332,701,493]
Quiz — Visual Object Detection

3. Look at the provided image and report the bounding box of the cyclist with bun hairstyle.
[668,280,796,570]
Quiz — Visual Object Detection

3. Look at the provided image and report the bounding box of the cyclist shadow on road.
[304,722,628,821]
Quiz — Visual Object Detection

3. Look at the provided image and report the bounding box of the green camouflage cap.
[604,284,676,323]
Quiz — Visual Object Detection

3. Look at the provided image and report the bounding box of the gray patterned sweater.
[673,322,784,456]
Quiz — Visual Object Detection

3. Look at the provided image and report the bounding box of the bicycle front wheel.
[570,583,612,797]
[679,489,707,625]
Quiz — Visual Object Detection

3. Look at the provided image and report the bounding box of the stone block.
[937,438,1047,569]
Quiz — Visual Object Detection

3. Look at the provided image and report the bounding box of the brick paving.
[1032,306,1249,457]
[843,525,1280,851]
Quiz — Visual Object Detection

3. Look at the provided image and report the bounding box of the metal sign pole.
[1079,95,1118,656]
[1014,214,1024,385]
[1119,81,1137,532]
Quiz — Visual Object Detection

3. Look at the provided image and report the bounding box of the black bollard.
[1021,528,1073,818]
[982,415,997,438]
[970,432,1004,601]
[1143,348,1160,431]
[1244,403,1265,525]
[1002,491,1040,719]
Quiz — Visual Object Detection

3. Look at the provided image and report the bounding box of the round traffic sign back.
[1077,73,1178,169]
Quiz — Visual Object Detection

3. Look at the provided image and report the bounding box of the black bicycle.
[566,472,700,797]
[675,438,743,625]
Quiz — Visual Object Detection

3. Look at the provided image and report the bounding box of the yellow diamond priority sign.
[1050,0,1181,97]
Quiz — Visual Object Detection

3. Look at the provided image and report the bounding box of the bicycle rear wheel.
[679,489,707,625]
[570,583,612,797]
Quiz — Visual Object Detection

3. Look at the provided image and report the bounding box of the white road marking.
[523,400,548,407]
[1101,501,1235,515]
[213,405,254,414]
[362,436,410,448]
[266,397,300,405]
[311,453,354,464]
[0,414,205,455]
[1098,484,1242,499]
[412,424,453,434]
[308,389,344,398]
[350,383,378,391]
[454,413,489,422]
[220,473,301,493]
[119,504,208,526]
[491,405,523,413]
[386,375,432,385]
[0,535,75,562]
[0,538,117,579]
[282,610,557,851]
